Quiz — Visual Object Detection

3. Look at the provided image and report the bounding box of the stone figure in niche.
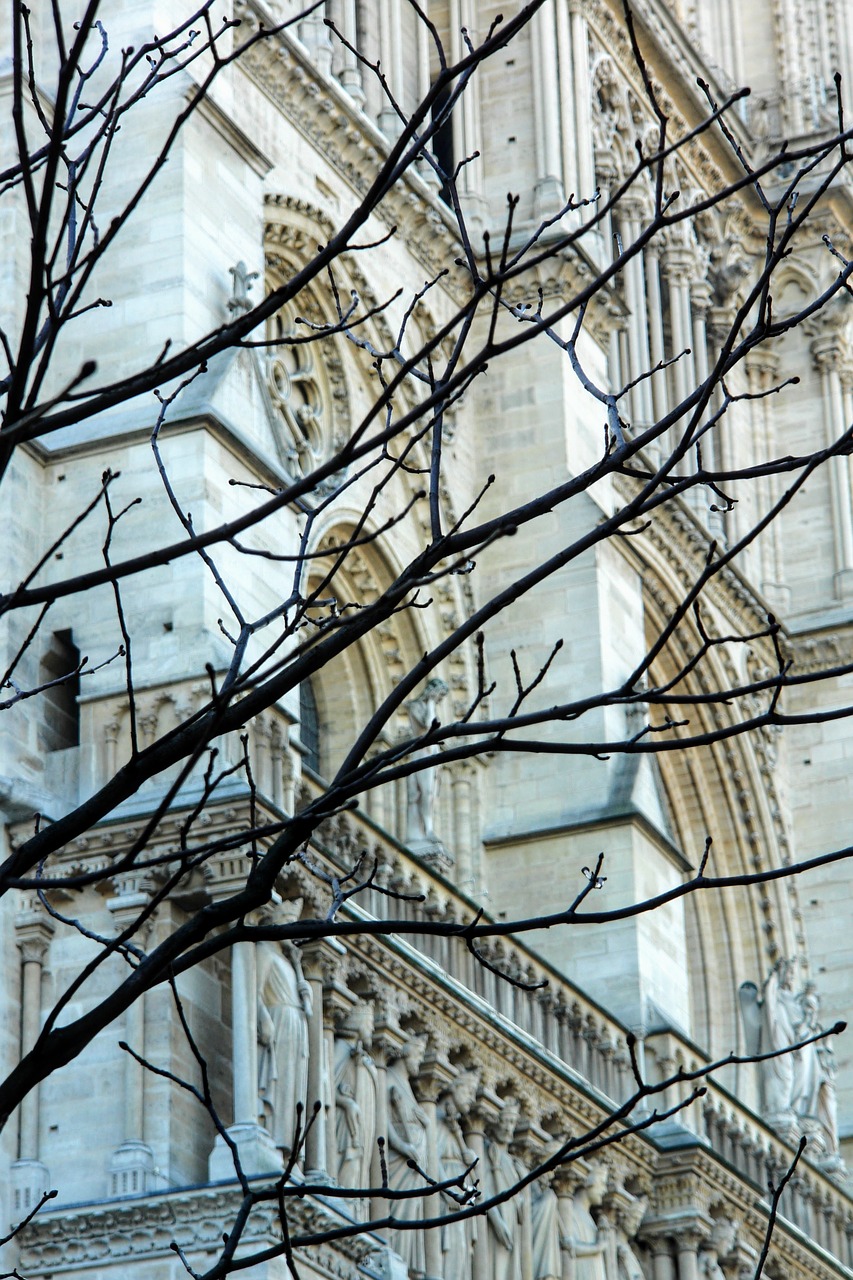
[436,1070,481,1280]
[795,983,841,1159]
[740,962,841,1159]
[483,1098,526,1280]
[256,898,312,1153]
[564,1163,609,1280]
[386,1034,431,1276]
[697,1217,737,1280]
[739,958,801,1121]
[531,1162,566,1280]
[333,1002,378,1191]
[605,1191,648,1280]
[405,678,449,849]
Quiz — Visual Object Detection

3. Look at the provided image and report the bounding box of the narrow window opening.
[431,83,455,206]
[299,679,321,776]
[40,629,81,752]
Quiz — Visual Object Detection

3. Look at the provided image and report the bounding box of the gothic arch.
[638,544,802,1079]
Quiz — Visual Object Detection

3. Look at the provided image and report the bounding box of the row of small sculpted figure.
[252,903,737,1279]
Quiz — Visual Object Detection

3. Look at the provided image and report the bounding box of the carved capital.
[810,332,847,372]
[744,347,780,390]
[660,244,698,286]
[15,913,54,963]
[300,936,346,983]
[689,278,713,315]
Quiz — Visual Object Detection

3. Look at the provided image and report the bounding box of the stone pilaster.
[532,0,565,217]
[107,891,155,1197]
[12,909,54,1217]
[209,930,281,1181]
[811,332,853,601]
[301,937,345,1183]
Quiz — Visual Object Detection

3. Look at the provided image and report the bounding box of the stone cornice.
[785,626,853,674]
[15,1182,374,1278]
[233,0,466,295]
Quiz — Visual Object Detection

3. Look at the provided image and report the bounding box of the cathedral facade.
[2,2,853,1279]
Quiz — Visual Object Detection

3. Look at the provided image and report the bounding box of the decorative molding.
[16,1184,373,1277]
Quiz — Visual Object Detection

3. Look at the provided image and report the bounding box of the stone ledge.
[16,1181,376,1279]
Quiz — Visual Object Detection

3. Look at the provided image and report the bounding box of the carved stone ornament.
[739,960,844,1171]
[265,299,333,482]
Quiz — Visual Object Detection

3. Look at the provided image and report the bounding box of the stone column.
[415,13,439,187]
[675,1227,703,1280]
[323,1008,338,1182]
[337,0,364,102]
[270,723,284,810]
[812,335,853,600]
[209,936,281,1180]
[457,0,487,226]
[370,1038,392,1219]
[300,5,333,77]
[451,761,474,891]
[689,279,712,431]
[377,0,404,137]
[532,0,564,216]
[281,742,296,815]
[103,717,120,782]
[464,1108,490,1280]
[662,245,696,413]
[745,348,789,606]
[107,891,155,1196]
[621,201,654,426]
[649,1238,677,1280]
[555,0,578,203]
[12,911,54,1216]
[569,0,595,202]
[422,1088,442,1280]
[301,939,344,1183]
[685,276,713,520]
[645,243,669,429]
[232,940,259,1126]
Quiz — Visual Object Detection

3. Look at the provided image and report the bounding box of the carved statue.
[256,898,312,1153]
[386,1034,431,1275]
[739,959,801,1119]
[333,1003,378,1191]
[531,1165,567,1280]
[796,984,841,1161]
[740,962,841,1158]
[606,1191,648,1280]
[436,1070,481,1280]
[483,1099,526,1280]
[564,1163,609,1280]
[817,1037,840,1159]
[405,678,449,847]
[697,1217,737,1280]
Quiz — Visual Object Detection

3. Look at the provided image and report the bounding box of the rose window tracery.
[266,303,328,479]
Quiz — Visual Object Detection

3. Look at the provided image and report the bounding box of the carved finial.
[228,261,259,316]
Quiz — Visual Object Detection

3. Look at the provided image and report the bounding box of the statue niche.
[256,898,313,1154]
[386,1034,431,1275]
[739,960,842,1168]
[333,1002,378,1192]
[531,1160,609,1280]
[405,677,450,868]
[483,1097,527,1280]
[436,1070,481,1280]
